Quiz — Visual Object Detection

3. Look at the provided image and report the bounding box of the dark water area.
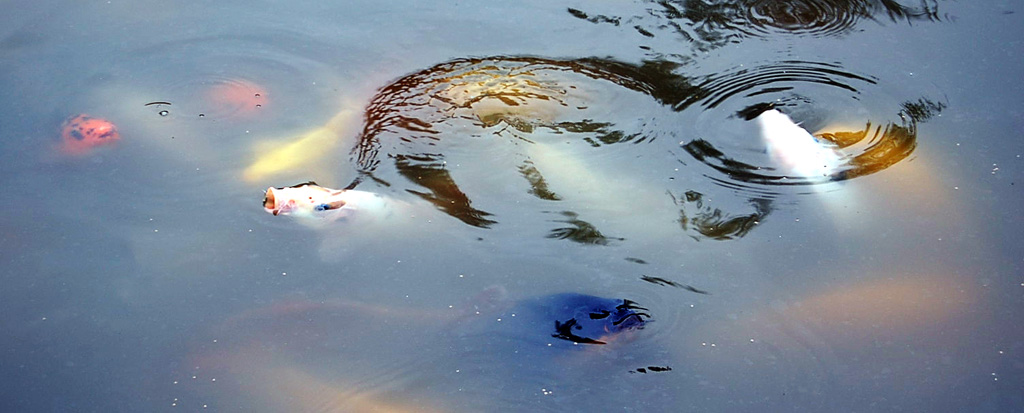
[1,1,1022,412]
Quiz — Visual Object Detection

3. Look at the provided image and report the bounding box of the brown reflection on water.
[545,211,625,245]
[568,0,944,52]
[673,190,772,241]
[829,98,944,181]
[394,154,497,228]
[351,56,708,240]
[353,56,696,172]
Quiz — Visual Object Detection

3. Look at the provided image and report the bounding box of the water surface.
[1,1,1022,412]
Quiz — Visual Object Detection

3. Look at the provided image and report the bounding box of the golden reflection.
[816,120,917,181]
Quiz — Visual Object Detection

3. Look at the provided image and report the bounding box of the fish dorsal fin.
[287,181,319,188]
[737,102,778,121]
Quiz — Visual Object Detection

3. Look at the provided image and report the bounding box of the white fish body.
[757,109,842,181]
[756,109,867,233]
[263,182,399,227]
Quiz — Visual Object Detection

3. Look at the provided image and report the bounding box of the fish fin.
[315,200,347,211]
[286,181,319,188]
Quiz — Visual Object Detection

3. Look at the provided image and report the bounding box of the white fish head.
[263,182,346,217]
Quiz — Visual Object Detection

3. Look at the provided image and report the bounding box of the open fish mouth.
[263,187,279,214]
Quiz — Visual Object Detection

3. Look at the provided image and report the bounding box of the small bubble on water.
[256,104,262,108]
[198,113,205,117]
[254,93,261,97]
[159,110,169,116]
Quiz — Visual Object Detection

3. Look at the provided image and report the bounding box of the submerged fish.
[244,103,361,183]
[59,113,120,156]
[466,292,651,346]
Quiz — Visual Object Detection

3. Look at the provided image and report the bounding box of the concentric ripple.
[678,60,943,191]
[740,0,867,38]
[350,56,689,228]
[125,30,347,125]
[153,75,269,120]
[567,0,944,53]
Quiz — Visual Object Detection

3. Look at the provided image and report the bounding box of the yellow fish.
[243,103,360,183]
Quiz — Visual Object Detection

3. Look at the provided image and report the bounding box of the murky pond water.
[1,1,1022,412]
